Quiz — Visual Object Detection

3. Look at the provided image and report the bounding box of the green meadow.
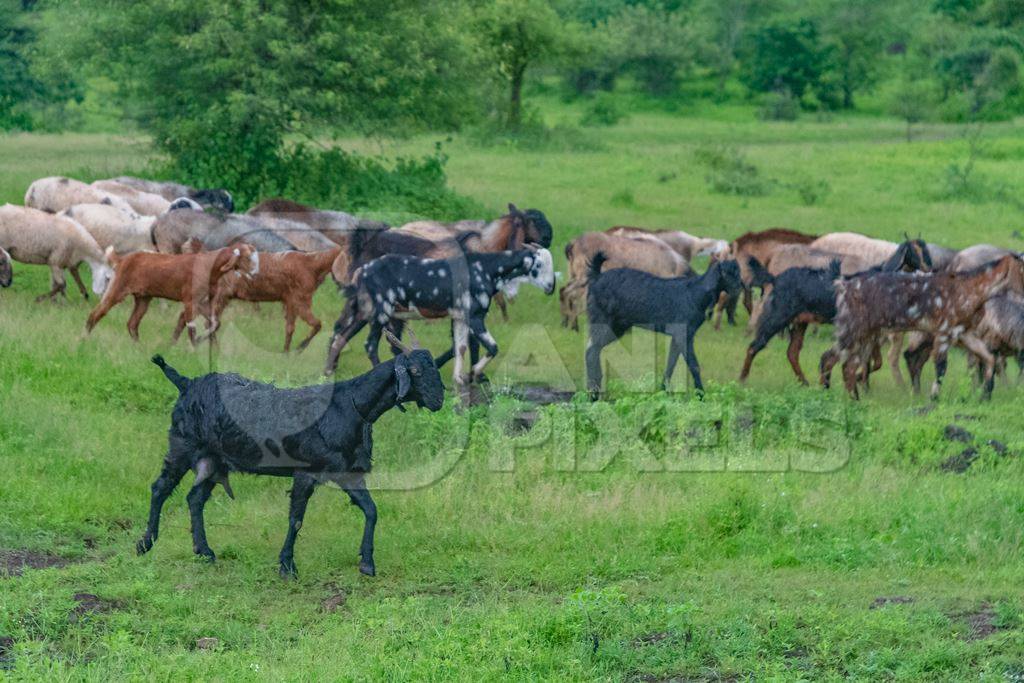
[2,100,1024,679]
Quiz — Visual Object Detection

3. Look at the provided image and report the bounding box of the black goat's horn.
[384,329,411,354]
[405,325,422,350]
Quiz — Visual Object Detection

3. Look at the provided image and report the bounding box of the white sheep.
[0,204,114,301]
[25,176,138,218]
[91,180,171,216]
[59,203,157,254]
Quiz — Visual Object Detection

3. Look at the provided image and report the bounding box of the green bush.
[580,93,628,127]
[757,89,800,121]
[158,103,481,219]
[694,144,771,197]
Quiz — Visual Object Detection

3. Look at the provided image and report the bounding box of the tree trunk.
[508,63,526,130]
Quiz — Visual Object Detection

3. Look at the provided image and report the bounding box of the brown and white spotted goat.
[820,254,1024,400]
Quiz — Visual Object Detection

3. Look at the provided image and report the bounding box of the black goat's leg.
[279,472,317,579]
[364,322,384,366]
[683,332,704,396]
[341,478,377,576]
[786,322,810,386]
[585,324,618,401]
[663,334,684,391]
[929,337,950,401]
[137,454,190,555]
[186,478,217,562]
[469,318,497,382]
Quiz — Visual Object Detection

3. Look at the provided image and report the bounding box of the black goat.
[139,336,444,579]
[325,248,555,385]
[740,239,933,386]
[739,258,842,385]
[585,253,742,399]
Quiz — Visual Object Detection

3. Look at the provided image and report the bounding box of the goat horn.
[405,325,422,350]
[383,329,411,355]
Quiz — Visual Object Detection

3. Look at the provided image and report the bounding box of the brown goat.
[712,228,818,325]
[202,248,340,352]
[85,244,260,345]
[560,230,692,331]
[820,254,1024,400]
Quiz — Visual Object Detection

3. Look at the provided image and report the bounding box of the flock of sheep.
[3,173,1024,577]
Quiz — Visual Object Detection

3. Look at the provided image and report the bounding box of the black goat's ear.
[394,355,411,401]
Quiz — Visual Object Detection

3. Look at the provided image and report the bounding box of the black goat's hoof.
[279,562,298,579]
[136,538,153,555]
[359,561,376,577]
[194,548,216,563]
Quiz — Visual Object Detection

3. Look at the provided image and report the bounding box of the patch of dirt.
[953,413,981,422]
[634,674,741,683]
[506,410,539,435]
[912,405,936,416]
[68,593,121,623]
[195,637,220,650]
[955,604,1004,641]
[0,549,75,577]
[0,636,14,670]
[321,592,347,613]
[943,425,974,443]
[506,385,575,406]
[870,596,915,609]
[941,447,979,473]
[987,439,1009,455]
[783,646,808,659]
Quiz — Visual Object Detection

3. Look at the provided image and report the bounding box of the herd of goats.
[2,174,1023,576]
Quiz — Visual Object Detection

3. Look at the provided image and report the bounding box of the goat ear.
[394,355,411,401]
[219,248,241,273]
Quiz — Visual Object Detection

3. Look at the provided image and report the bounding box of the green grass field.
[2,101,1024,680]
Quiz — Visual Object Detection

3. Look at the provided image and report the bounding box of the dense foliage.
[1,0,1019,209]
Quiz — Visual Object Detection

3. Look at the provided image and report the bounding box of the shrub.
[791,177,831,206]
[694,144,771,197]
[160,103,482,219]
[757,89,800,121]
[580,93,627,127]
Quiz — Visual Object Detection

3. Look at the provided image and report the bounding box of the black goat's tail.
[746,256,774,288]
[152,355,191,394]
[587,251,608,284]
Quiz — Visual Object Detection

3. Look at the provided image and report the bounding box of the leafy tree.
[697,0,765,97]
[741,19,832,104]
[0,0,75,129]
[604,4,699,95]
[819,0,895,108]
[51,0,486,205]
[480,0,576,128]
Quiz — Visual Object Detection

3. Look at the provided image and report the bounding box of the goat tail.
[587,251,608,284]
[746,256,774,288]
[565,240,575,262]
[152,355,191,394]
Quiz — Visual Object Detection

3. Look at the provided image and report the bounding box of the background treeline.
[1,0,1022,210]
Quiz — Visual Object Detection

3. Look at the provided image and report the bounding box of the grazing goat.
[561,230,691,331]
[60,203,156,253]
[248,198,390,246]
[727,228,818,313]
[25,176,137,217]
[85,245,259,345]
[139,336,444,578]
[820,254,1024,400]
[945,244,1011,272]
[739,238,933,386]
[206,248,340,351]
[152,211,297,253]
[91,180,171,216]
[585,254,741,399]
[605,226,729,262]
[0,204,114,301]
[400,204,553,251]
[739,258,843,386]
[111,176,234,212]
[325,248,556,385]
[0,247,11,288]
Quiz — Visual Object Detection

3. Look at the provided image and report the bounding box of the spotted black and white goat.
[325,248,556,385]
